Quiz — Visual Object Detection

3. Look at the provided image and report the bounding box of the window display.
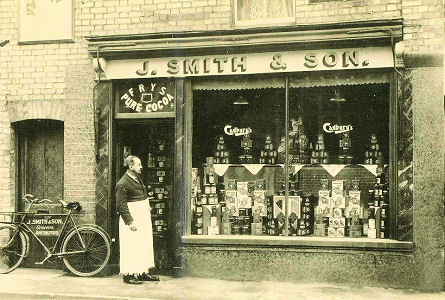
[191,75,391,239]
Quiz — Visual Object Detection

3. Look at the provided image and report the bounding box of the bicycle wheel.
[0,225,27,274]
[61,226,111,277]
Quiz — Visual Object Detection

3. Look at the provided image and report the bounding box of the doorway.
[113,119,175,275]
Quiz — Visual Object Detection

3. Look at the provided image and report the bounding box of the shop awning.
[192,71,389,90]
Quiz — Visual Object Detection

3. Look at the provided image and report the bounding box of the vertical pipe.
[284,76,289,237]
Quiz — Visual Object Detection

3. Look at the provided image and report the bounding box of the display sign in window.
[115,79,175,116]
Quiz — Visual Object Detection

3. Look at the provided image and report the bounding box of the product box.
[368,218,376,229]
[237,181,249,195]
[238,195,252,209]
[336,227,345,237]
[253,190,267,207]
[237,182,252,209]
[225,191,238,216]
[318,190,330,207]
[350,179,360,191]
[273,196,285,218]
[368,228,377,239]
[320,179,329,189]
[255,179,266,190]
[251,223,262,236]
[202,205,221,235]
[314,223,326,230]
[349,230,362,238]
[349,225,362,231]
[345,206,362,218]
[288,196,302,219]
[314,229,326,237]
[220,223,231,235]
[252,204,266,218]
[331,196,346,209]
[348,190,361,206]
[331,180,344,198]
[329,217,346,228]
[208,194,218,205]
[327,227,336,237]
[227,179,237,190]
[332,207,343,218]
[207,226,219,235]
[248,181,255,195]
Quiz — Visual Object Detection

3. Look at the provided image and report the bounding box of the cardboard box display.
[202,205,221,235]
[348,190,361,206]
[255,179,266,190]
[329,217,346,228]
[225,191,238,216]
[273,196,285,218]
[320,179,329,189]
[345,206,362,218]
[237,181,252,208]
[252,204,266,218]
[327,227,336,237]
[349,230,362,238]
[220,223,231,235]
[332,207,343,218]
[318,190,330,207]
[368,218,376,229]
[350,179,360,190]
[331,196,346,208]
[368,228,377,238]
[227,179,237,190]
[253,190,267,206]
[208,226,219,235]
[336,227,345,237]
[314,229,326,237]
[288,196,301,219]
[331,180,344,197]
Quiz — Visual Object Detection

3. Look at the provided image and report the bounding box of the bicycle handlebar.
[22,194,53,204]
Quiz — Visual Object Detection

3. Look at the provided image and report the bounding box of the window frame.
[185,69,399,242]
[233,0,295,28]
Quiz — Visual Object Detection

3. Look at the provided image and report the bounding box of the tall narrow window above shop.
[234,0,295,26]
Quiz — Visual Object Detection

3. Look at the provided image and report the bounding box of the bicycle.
[0,194,111,277]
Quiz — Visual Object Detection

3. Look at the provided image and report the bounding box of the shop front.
[87,19,426,287]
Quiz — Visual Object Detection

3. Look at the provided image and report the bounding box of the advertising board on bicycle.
[24,214,66,237]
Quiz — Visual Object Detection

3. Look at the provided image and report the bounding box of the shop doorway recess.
[113,119,175,275]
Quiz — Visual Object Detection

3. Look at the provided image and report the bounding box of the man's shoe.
[123,275,143,285]
[139,272,160,281]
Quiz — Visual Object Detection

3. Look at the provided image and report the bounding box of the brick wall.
[0,0,442,217]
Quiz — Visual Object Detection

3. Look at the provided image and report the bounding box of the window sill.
[182,235,413,252]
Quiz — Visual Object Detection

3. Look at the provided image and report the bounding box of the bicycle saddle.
[59,200,82,211]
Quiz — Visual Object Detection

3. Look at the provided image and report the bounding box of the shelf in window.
[151,214,167,218]
[182,235,413,251]
[148,198,168,203]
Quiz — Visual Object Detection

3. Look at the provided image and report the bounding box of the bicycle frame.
[0,203,88,264]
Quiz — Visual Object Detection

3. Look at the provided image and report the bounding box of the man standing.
[116,155,160,284]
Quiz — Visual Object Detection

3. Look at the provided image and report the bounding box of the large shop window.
[190,72,391,239]
[234,0,294,26]
[15,120,64,209]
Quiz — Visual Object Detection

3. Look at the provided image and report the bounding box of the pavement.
[0,268,444,300]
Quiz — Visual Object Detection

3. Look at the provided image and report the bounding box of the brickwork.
[0,0,442,239]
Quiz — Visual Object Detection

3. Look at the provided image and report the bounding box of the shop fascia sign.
[100,47,393,79]
[323,123,353,134]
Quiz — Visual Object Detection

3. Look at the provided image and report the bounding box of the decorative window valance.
[192,71,389,90]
